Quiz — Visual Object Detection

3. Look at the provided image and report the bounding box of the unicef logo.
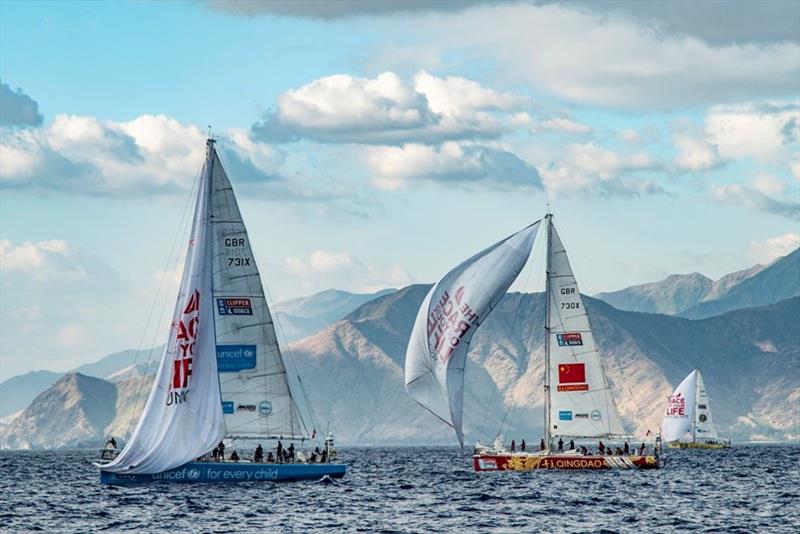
[591,410,602,422]
[186,468,201,480]
[258,400,272,417]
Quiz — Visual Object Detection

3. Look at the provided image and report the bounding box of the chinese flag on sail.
[558,363,586,384]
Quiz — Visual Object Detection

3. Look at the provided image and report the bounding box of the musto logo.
[665,392,686,417]
[427,286,479,365]
[167,290,199,406]
[557,363,589,392]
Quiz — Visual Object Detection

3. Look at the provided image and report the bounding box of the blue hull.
[100,461,346,485]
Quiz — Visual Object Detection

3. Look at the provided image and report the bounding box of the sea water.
[0,445,797,532]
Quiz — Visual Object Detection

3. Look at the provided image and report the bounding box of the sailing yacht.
[97,139,346,484]
[404,214,660,470]
[662,369,729,449]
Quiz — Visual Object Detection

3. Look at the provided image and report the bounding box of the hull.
[473,452,660,471]
[100,461,347,485]
[667,441,729,450]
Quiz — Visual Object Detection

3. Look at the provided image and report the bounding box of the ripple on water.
[0,446,798,532]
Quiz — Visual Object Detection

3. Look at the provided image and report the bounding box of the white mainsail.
[405,222,540,447]
[546,219,627,439]
[662,370,697,442]
[102,140,311,475]
[207,147,306,439]
[694,370,720,441]
[100,141,226,474]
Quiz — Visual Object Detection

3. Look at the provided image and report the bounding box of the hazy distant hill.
[0,347,160,418]
[596,248,798,317]
[3,288,798,448]
[681,249,800,319]
[0,290,394,418]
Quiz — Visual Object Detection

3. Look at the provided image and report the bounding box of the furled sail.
[547,221,627,439]
[694,370,719,441]
[207,146,306,440]
[100,142,226,474]
[405,221,540,447]
[662,370,697,442]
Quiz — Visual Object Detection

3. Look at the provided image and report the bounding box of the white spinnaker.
[547,222,627,438]
[208,147,305,439]
[100,145,225,474]
[405,221,540,447]
[694,370,719,441]
[662,370,697,442]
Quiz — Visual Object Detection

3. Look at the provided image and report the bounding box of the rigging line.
[129,163,203,421]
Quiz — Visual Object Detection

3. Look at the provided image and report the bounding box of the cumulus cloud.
[251,71,528,144]
[1,114,286,195]
[705,102,800,164]
[364,141,542,191]
[747,233,800,264]
[709,182,799,221]
[410,4,799,110]
[536,117,593,135]
[540,142,664,198]
[284,249,412,294]
[0,239,86,280]
[0,83,43,127]
[672,134,724,172]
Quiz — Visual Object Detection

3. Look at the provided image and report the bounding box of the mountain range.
[595,248,798,318]
[1,251,798,448]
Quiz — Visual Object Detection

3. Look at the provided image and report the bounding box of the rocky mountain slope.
[596,248,798,317]
[287,286,799,444]
[3,287,797,448]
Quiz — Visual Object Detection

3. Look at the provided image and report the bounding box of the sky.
[1,0,799,378]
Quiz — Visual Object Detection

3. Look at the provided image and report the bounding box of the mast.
[543,212,553,451]
[691,368,699,443]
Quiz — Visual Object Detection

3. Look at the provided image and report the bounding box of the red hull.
[473,453,660,471]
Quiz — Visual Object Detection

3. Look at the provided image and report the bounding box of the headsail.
[100,141,226,474]
[207,147,306,440]
[404,221,540,447]
[662,370,697,442]
[546,220,627,439]
[694,370,719,441]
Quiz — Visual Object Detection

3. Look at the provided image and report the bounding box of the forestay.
[99,144,226,475]
[207,146,306,440]
[694,370,719,441]
[662,370,697,442]
[547,222,627,439]
[405,221,540,447]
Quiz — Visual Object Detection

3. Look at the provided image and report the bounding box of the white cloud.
[709,183,799,221]
[412,4,800,109]
[747,233,800,264]
[364,141,542,190]
[540,142,663,198]
[672,134,724,172]
[536,117,593,135]
[56,323,88,348]
[0,114,285,195]
[0,239,86,280]
[284,250,412,293]
[251,71,528,144]
[705,102,800,164]
[619,129,642,144]
[752,173,787,197]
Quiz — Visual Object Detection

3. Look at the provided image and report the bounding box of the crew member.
[254,444,264,463]
[511,439,516,452]
[558,438,564,453]
[520,439,526,452]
